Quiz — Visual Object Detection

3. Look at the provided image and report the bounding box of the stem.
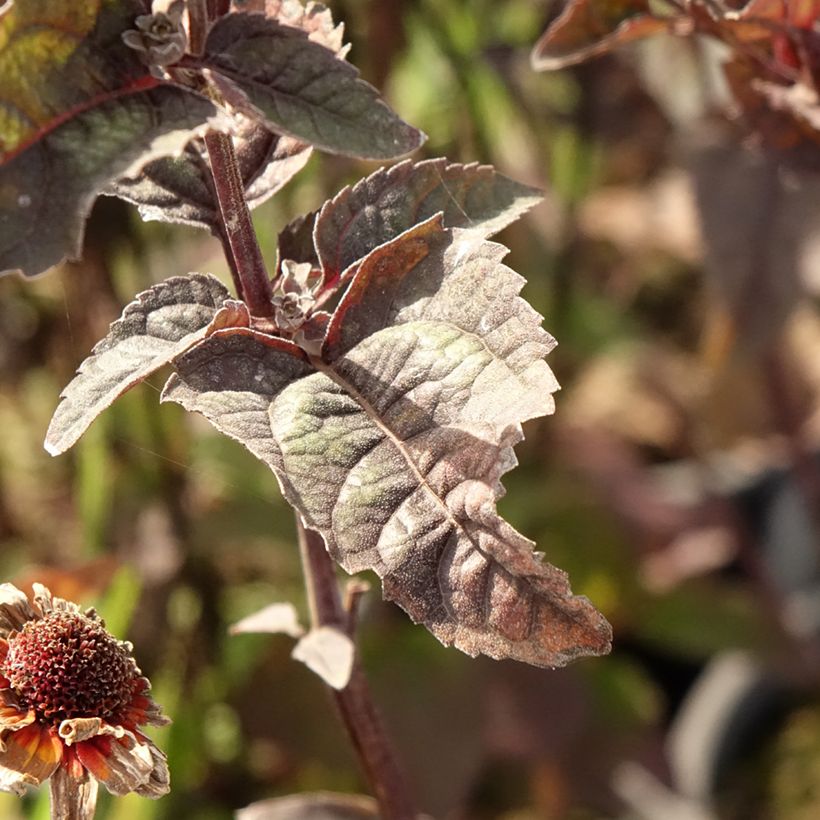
[204,130,274,317]
[186,0,208,56]
[297,519,418,820]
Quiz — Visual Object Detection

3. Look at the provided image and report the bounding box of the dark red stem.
[297,520,418,820]
[204,130,274,316]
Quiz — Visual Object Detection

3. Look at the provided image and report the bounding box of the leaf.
[163,221,611,667]
[0,0,151,159]
[45,273,237,456]
[291,626,355,690]
[0,87,218,277]
[530,0,668,71]
[109,0,350,228]
[313,158,543,284]
[237,792,379,820]
[109,116,311,229]
[229,602,305,636]
[202,13,425,160]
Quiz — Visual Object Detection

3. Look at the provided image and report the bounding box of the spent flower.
[0,583,169,810]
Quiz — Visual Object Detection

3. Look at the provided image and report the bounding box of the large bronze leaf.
[163,218,611,667]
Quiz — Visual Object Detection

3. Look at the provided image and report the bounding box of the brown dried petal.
[0,585,36,635]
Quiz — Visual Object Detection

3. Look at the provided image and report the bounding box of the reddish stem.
[204,130,274,316]
[297,520,418,820]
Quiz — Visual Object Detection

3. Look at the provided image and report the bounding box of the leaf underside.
[109,117,310,230]
[163,220,612,667]
[45,273,236,455]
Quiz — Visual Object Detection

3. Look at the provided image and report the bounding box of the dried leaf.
[229,602,305,637]
[291,626,355,690]
[313,158,543,284]
[45,274,233,456]
[530,0,668,71]
[202,13,425,159]
[237,791,379,820]
[163,222,611,667]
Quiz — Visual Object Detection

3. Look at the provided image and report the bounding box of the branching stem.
[297,519,418,820]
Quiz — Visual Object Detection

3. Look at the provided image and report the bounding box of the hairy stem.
[204,130,274,317]
[297,520,418,820]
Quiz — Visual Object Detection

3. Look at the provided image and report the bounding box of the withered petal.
[0,584,36,635]
[0,763,36,796]
[49,765,99,819]
[134,741,170,799]
[0,723,62,784]
[76,734,155,797]
[0,703,36,732]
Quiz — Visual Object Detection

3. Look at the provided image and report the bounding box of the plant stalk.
[204,130,274,316]
[297,519,418,820]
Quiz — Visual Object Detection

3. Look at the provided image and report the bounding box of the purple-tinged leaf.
[237,792,379,820]
[109,117,310,229]
[292,627,355,690]
[202,14,425,160]
[45,274,237,456]
[0,88,218,278]
[313,158,542,285]
[109,0,350,229]
[163,227,611,667]
[530,0,668,71]
[278,210,320,268]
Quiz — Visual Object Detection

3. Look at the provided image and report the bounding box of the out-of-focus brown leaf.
[530,0,668,71]
[229,602,305,637]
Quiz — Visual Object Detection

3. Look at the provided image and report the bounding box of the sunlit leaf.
[313,158,543,284]
[229,602,305,637]
[530,0,668,71]
[292,626,355,690]
[202,13,425,160]
[45,273,240,456]
[163,219,611,667]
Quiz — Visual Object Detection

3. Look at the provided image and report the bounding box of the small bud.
[123,0,188,77]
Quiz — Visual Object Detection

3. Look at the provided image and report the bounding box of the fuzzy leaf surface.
[313,158,543,283]
[202,13,424,159]
[45,273,236,455]
[163,220,611,667]
[109,0,348,228]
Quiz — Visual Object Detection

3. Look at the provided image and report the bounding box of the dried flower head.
[0,583,169,808]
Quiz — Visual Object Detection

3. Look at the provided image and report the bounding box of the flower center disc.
[2,612,137,723]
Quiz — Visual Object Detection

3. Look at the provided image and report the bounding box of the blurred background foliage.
[3,0,820,817]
